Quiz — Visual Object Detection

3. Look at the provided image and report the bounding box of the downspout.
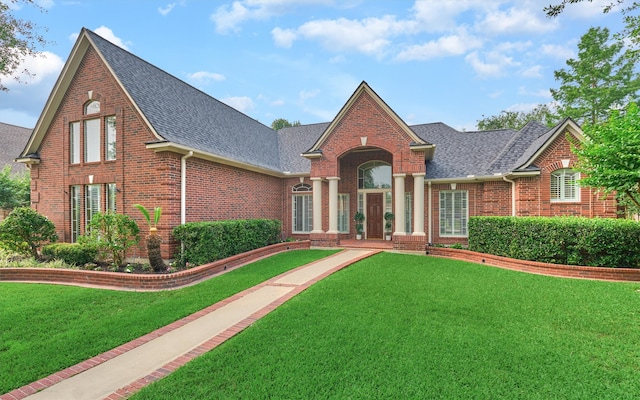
[503,176,516,216]
[427,181,432,244]
[181,151,193,225]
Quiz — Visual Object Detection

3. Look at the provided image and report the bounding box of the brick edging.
[426,247,640,282]
[0,241,311,291]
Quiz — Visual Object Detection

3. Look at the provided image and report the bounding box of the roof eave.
[146,141,285,178]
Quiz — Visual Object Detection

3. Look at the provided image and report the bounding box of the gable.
[303,82,434,160]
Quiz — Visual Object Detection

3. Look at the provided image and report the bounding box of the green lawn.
[131,252,640,399]
[0,249,337,393]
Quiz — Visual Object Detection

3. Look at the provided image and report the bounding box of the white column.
[327,177,340,234]
[413,173,426,236]
[311,177,323,233]
[393,174,406,235]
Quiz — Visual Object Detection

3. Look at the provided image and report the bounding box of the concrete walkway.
[3,249,376,400]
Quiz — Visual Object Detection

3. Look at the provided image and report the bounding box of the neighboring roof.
[0,122,31,173]
[20,28,577,181]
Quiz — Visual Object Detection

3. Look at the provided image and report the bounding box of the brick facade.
[24,34,619,261]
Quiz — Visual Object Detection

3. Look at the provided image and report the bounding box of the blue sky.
[0,0,625,131]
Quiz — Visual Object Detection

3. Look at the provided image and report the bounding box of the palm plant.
[133,204,164,272]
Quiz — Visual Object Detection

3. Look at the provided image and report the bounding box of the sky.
[0,0,627,131]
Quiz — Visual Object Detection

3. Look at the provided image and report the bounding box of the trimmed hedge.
[172,219,281,267]
[468,216,640,268]
[42,243,98,266]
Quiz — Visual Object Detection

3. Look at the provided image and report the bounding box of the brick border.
[0,249,378,400]
[426,246,640,282]
[0,241,310,291]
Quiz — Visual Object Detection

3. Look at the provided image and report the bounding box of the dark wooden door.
[367,193,383,239]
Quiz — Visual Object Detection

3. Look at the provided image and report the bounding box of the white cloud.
[94,26,130,50]
[411,0,489,33]
[1,51,64,87]
[211,0,335,34]
[299,89,320,101]
[395,29,483,61]
[158,3,176,16]
[518,86,552,98]
[187,71,226,85]
[541,43,575,60]
[290,15,408,57]
[221,96,254,113]
[272,27,297,48]
[477,6,558,35]
[561,0,619,18]
[465,50,518,78]
[521,65,542,78]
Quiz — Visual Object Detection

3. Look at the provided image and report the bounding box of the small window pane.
[70,122,80,164]
[338,194,349,233]
[440,190,468,237]
[85,184,101,226]
[85,100,100,115]
[84,119,100,162]
[405,192,412,234]
[107,183,117,212]
[105,116,116,160]
[293,194,312,233]
[551,169,579,202]
[70,185,81,242]
[358,161,392,189]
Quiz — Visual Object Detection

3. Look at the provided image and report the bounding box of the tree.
[0,165,29,210]
[551,26,640,125]
[544,1,631,17]
[477,104,558,130]
[571,102,640,214]
[271,118,301,130]
[0,0,49,91]
[0,207,57,258]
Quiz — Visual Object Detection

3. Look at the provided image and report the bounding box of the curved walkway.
[1,249,377,400]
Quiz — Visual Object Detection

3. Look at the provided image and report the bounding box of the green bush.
[468,216,640,268]
[79,212,139,266]
[42,243,98,266]
[0,207,57,258]
[172,219,281,267]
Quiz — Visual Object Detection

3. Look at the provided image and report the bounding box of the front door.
[366,193,383,239]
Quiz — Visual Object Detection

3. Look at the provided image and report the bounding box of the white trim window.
[405,192,412,234]
[84,119,101,163]
[551,169,580,202]
[70,122,80,164]
[338,194,349,233]
[292,183,312,233]
[105,116,117,161]
[440,190,468,237]
[85,184,101,227]
[107,183,117,212]
[71,185,81,242]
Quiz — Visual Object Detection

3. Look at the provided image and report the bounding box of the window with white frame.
[70,122,80,164]
[84,119,101,163]
[405,192,412,234]
[85,184,101,227]
[107,183,117,212]
[71,185,81,242]
[551,169,579,202]
[292,183,312,233]
[105,116,116,161]
[440,190,468,237]
[338,194,349,233]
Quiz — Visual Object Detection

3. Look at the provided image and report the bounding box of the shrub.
[172,219,281,267]
[468,216,640,268]
[0,207,57,258]
[42,243,98,266]
[79,212,140,266]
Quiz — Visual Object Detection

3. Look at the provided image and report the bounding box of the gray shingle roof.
[0,122,31,174]
[86,29,282,172]
[85,28,559,180]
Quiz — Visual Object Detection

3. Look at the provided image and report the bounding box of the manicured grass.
[132,252,640,399]
[0,249,337,393]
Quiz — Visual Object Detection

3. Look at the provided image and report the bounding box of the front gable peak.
[302,82,434,160]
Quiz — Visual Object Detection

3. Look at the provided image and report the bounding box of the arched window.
[358,161,391,189]
[551,169,579,202]
[85,100,100,115]
[292,183,312,192]
[292,183,312,233]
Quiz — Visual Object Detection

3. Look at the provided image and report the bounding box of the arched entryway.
[358,160,392,239]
